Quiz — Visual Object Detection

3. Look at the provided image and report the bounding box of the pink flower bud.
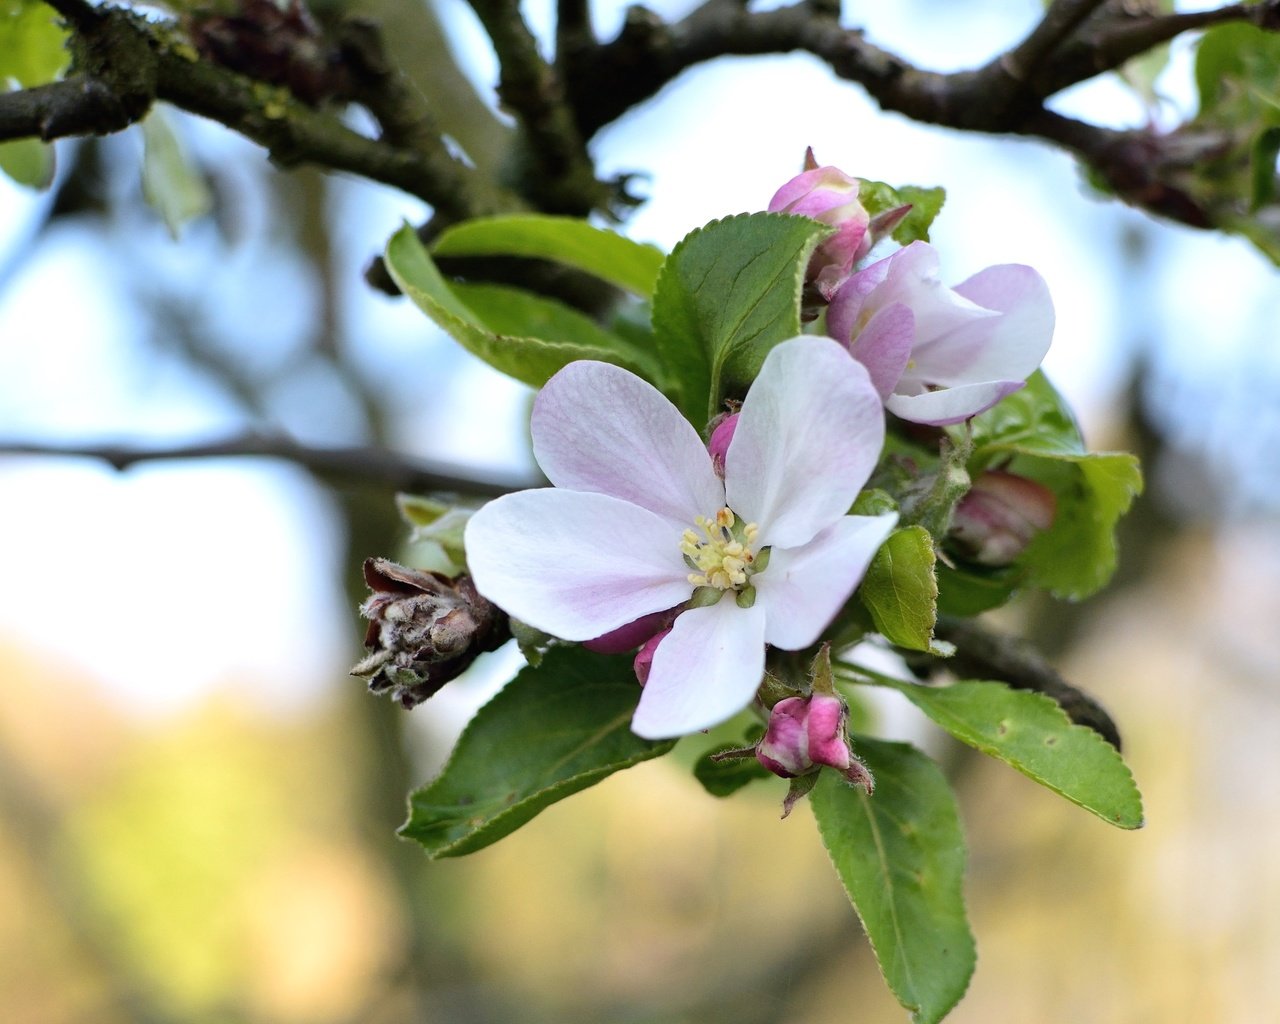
[584,609,671,654]
[769,158,870,300]
[633,627,671,686]
[756,693,869,787]
[707,413,739,478]
[949,470,1056,566]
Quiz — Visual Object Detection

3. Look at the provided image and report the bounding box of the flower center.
[680,507,766,592]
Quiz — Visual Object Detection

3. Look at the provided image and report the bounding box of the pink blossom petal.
[755,512,898,649]
[465,489,692,641]
[725,337,884,550]
[631,598,767,739]
[532,360,724,528]
[768,166,860,213]
[870,241,996,342]
[886,380,1024,426]
[827,260,892,342]
[847,302,915,400]
[912,263,1053,384]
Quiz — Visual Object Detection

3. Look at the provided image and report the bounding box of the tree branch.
[0,5,521,221]
[0,436,539,497]
[465,0,603,213]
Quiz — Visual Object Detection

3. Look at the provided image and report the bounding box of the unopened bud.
[949,470,1056,566]
[633,627,671,686]
[769,152,871,300]
[756,692,874,816]
[352,558,508,708]
[707,413,739,478]
[584,609,673,655]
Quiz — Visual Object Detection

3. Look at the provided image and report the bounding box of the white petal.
[755,513,898,649]
[465,489,691,640]
[631,597,766,739]
[886,380,1024,426]
[725,337,884,549]
[911,264,1054,385]
[870,242,996,343]
[532,360,724,527]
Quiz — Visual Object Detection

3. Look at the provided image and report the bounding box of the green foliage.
[858,525,939,652]
[871,677,1144,829]
[692,737,769,797]
[0,0,67,189]
[0,0,68,86]
[650,212,829,423]
[811,738,975,1024]
[400,646,675,857]
[1191,23,1280,261]
[141,109,212,239]
[0,136,54,188]
[395,493,472,565]
[965,372,1142,600]
[858,179,946,244]
[431,214,665,298]
[385,225,651,388]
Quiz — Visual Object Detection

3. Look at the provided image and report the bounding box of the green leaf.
[386,224,648,388]
[859,180,946,244]
[1250,126,1280,210]
[811,738,975,1024]
[650,212,830,423]
[966,370,1084,458]
[451,281,659,380]
[431,214,665,298]
[859,525,939,652]
[872,678,1144,829]
[0,0,69,87]
[934,562,1019,616]
[1011,450,1142,599]
[0,136,54,189]
[692,738,769,797]
[141,108,212,239]
[400,646,674,857]
[967,372,1142,600]
[395,493,472,563]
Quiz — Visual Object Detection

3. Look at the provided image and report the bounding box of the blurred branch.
[5,0,1277,240]
[0,436,538,497]
[0,4,521,221]
[930,617,1123,750]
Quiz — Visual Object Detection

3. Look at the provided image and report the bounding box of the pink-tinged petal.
[913,263,1053,384]
[847,302,914,400]
[870,241,996,343]
[532,360,723,528]
[755,512,898,649]
[465,489,691,641]
[631,598,766,739]
[768,166,860,213]
[886,379,1024,426]
[827,260,893,343]
[725,337,885,549]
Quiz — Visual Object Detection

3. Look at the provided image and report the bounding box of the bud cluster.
[352,558,508,708]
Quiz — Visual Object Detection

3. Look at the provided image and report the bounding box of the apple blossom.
[827,240,1054,426]
[463,337,897,739]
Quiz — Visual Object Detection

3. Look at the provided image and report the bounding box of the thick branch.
[0,5,520,220]
[0,437,539,497]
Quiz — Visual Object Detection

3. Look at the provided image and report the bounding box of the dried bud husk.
[352,558,508,708]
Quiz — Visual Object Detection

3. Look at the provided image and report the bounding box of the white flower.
[464,337,897,739]
[828,241,1054,425]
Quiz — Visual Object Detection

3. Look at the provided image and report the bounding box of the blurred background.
[2,0,1279,1021]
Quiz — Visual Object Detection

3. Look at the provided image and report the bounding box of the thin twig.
[0,437,539,497]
